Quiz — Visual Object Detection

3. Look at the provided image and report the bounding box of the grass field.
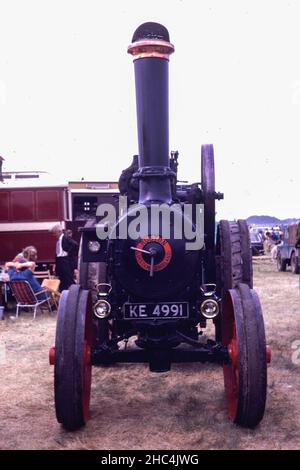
[0,257,300,450]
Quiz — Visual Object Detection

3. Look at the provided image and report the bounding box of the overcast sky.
[0,0,299,220]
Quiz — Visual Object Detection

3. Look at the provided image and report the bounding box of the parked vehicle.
[277,223,300,273]
[250,231,264,256]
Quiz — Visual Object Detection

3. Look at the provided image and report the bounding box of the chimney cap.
[132,22,170,43]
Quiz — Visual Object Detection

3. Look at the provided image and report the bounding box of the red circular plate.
[135,236,172,272]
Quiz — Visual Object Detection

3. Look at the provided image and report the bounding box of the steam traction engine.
[49,23,271,430]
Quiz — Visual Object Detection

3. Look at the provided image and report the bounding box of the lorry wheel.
[222,283,268,427]
[291,251,299,274]
[54,285,93,430]
[201,144,216,283]
[276,252,286,272]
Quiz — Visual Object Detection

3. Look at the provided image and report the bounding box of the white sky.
[0,0,299,220]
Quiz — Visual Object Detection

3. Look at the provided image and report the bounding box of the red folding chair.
[10,280,52,319]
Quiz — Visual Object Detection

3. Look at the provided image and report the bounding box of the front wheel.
[222,283,269,427]
[54,285,93,430]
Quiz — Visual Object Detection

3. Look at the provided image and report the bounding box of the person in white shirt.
[51,225,77,291]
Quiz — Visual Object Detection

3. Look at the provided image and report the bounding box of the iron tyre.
[222,283,267,427]
[54,285,93,430]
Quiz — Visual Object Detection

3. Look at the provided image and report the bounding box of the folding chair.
[9,280,52,319]
[34,270,51,280]
[41,278,61,309]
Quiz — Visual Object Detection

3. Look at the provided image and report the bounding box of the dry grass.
[0,257,300,450]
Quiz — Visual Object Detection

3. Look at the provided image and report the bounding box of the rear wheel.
[215,219,253,342]
[216,219,253,293]
[276,252,286,272]
[291,251,299,274]
[54,285,92,430]
[222,283,268,427]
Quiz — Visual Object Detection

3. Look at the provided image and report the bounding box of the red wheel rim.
[223,326,239,420]
[221,285,268,427]
[222,291,240,421]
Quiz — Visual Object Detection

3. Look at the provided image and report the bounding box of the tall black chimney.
[128,23,175,204]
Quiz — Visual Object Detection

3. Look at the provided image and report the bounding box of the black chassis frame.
[91,341,229,372]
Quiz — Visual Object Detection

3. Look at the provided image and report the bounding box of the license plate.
[123,302,189,320]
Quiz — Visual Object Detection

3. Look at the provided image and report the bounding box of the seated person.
[5,246,49,301]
